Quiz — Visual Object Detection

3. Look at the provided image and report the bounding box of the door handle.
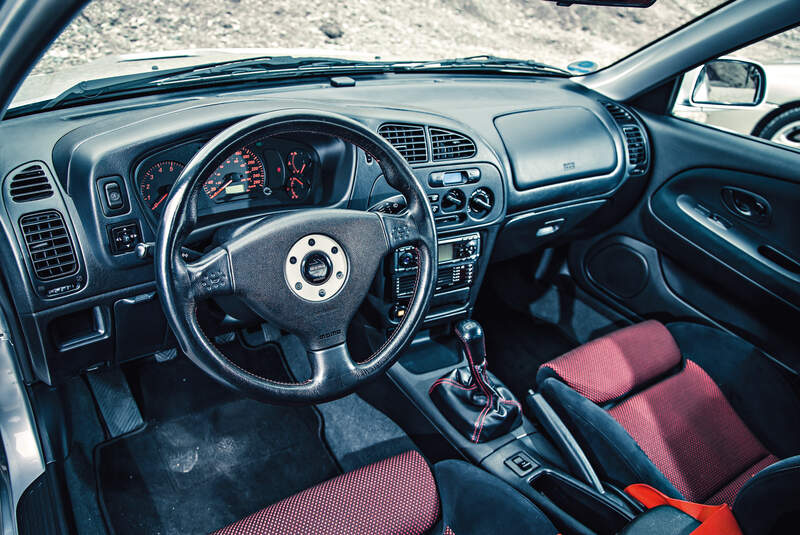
[721,187,771,225]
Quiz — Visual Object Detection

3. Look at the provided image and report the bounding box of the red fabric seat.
[212,450,439,535]
[211,449,558,535]
[538,320,779,505]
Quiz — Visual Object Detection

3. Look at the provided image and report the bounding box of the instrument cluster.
[135,137,320,220]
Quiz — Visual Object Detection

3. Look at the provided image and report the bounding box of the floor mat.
[97,343,340,535]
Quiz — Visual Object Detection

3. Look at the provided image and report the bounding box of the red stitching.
[474,389,493,443]
[455,328,494,443]
[428,378,477,394]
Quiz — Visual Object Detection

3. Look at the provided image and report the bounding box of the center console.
[386,319,645,535]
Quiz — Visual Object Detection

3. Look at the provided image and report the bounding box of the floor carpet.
[96,342,340,535]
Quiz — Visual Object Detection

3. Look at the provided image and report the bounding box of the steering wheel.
[155,110,437,404]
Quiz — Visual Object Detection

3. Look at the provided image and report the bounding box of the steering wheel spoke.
[185,247,234,300]
[307,343,360,394]
[379,210,422,249]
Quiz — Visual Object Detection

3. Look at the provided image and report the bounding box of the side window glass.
[671,28,800,150]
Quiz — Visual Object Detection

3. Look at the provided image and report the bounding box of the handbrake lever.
[527,390,605,495]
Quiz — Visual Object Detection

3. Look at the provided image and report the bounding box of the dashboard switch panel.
[96,176,129,216]
[108,222,141,255]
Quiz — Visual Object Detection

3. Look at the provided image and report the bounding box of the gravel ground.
[34,0,771,75]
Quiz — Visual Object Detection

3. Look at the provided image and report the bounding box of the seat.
[212,449,556,535]
[536,320,800,535]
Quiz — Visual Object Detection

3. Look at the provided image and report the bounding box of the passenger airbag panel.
[494,107,617,191]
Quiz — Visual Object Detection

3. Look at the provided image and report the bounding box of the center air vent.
[20,210,78,280]
[9,164,53,202]
[623,125,648,175]
[430,128,477,161]
[378,123,428,163]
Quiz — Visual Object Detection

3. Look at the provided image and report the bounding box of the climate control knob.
[469,188,494,218]
[442,189,466,212]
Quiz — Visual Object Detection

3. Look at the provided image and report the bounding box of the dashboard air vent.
[9,164,53,202]
[430,128,477,161]
[20,210,78,280]
[378,123,428,163]
[623,125,648,175]
[603,102,634,123]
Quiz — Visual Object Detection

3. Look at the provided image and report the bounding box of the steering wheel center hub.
[284,234,348,302]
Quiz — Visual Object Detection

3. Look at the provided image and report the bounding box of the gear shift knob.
[454,319,486,367]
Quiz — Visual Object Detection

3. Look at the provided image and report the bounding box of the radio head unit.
[392,233,480,298]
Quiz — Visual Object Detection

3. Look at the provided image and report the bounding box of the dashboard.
[0,74,651,385]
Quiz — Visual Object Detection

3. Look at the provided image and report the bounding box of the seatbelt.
[625,484,743,535]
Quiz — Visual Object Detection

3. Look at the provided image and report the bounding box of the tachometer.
[139,160,184,216]
[284,150,314,201]
[203,146,265,202]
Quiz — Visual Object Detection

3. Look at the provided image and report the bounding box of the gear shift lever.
[430,319,521,443]
[454,319,487,368]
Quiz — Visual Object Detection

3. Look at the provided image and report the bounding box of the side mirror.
[691,59,766,107]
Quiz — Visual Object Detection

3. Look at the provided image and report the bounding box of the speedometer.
[203,146,265,202]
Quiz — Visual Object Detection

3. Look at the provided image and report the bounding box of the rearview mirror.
[691,59,766,107]
[545,0,656,6]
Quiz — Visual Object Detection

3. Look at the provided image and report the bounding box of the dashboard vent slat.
[20,210,78,280]
[430,128,477,161]
[623,125,648,175]
[9,164,53,202]
[602,102,634,124]
[378,123,428,163]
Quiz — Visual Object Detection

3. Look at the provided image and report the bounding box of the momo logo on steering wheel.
[284,234,348,302]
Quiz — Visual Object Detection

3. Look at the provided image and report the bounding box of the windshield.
[13,0,732,110]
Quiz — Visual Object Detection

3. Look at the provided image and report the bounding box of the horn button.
[285,234,348,302]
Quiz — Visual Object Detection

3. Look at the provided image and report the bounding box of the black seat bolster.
[434,460,557,535]
[539,377,682,500]
[733,456,800,535]
[667,322,800,458]
[619,505,700,535]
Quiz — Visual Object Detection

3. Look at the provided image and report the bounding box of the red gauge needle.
[299,164,306,174]
[151,193,169,210]
[209,180,232,199]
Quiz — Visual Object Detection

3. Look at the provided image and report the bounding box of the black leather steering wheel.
[155,110,437,404]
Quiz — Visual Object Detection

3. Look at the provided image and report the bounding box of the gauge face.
[284,150,314,201]
[139,160,184,216]
[203,146,265,202]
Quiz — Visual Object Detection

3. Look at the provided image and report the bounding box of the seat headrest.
[538,320,681,404]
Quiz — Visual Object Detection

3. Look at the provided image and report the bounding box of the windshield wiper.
[153,55,390,84]
[395,55,571,76]
[30,56,386,113]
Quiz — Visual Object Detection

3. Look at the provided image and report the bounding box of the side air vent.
[602,102,634,123]
[623,125,648,175]
[20,210,78,280]
[430,128,477,161]
[9,164,53,202]
[378,123,428,163]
